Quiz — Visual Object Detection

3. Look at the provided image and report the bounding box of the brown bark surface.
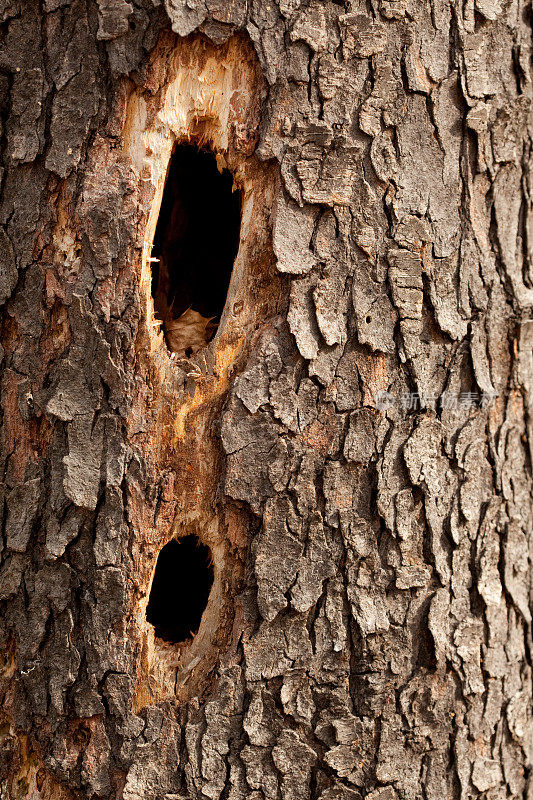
[0,2,532,799]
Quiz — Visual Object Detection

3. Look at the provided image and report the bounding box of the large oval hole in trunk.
[146,535,214,644]
[150,143,242,357]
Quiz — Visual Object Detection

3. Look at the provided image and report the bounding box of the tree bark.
[0,1,531,799]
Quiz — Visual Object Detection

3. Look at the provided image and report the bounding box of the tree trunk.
[0,1,531,799]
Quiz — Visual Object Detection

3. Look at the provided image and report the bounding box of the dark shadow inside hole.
[146,536,214,644]
[151,143,242,354]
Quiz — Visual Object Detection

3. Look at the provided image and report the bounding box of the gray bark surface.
[0,1,531,799]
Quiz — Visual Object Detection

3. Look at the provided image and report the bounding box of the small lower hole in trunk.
[151,143,242,356]
[146,536,214,644]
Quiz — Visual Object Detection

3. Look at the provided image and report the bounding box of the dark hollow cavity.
[146,536,214,644]
[151,143,242,355]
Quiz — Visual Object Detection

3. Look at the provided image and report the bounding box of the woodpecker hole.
[151,144,242,356]
[146,535,214,644]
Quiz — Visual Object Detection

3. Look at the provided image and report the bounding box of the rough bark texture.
[0,1,532,800]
